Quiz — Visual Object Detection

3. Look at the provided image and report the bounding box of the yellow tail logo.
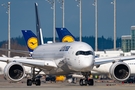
[62,35,75,42]
[27,37,38,50]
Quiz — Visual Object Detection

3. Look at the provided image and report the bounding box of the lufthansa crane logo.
[27,37,38,50]
[62,35,74,42]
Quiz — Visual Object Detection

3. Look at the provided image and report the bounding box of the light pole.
[93,0,98,51]
[46,0,56,43]
[111,0,116,50]
[1,2,11,57]
[7,2,11,57]
[75,0,82,42]
[58,0,65,28]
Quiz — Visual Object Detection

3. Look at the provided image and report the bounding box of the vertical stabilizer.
[22,30,38,53]
[56,28,77,42]
[35,3,44,45]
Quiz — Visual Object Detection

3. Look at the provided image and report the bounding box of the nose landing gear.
[79,72,94,86]
[79,79,94,86]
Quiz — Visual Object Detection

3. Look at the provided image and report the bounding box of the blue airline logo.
[60,46,70,51]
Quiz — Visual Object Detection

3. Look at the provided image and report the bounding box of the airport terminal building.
[121,26,135,52]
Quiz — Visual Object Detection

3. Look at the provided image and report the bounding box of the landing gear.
[27,78,41,86]
[79,79,87,86]
[35,78,41,86]
[27,67,42,86]
[79,72,94,86]
[79,78,94,86]
[87,79,94,86]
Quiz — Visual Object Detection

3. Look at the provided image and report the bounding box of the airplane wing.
[0,56,61,70]
[94,55,135,66]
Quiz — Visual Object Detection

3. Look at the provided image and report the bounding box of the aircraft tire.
[79,79,87,86]
[84,79,88,86]
[35,79,41,86]
[87,79,94,86]
[27,79,32,86]
[79,79,83,86]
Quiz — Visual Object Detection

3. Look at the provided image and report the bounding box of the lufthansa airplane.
[0,3,135,87]
[23,29,135,83]
[56,27,135,79]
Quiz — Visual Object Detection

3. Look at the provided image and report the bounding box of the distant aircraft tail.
[35,2,44,45]
[22,30,38,53]
[56,28,77,42]
[21,3,44,53]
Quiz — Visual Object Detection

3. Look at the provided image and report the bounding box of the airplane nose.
[79,56,94,71]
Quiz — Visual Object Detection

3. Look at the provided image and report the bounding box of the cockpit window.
[75,51,94,56]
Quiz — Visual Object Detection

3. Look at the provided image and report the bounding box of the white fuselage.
[32,42,94,75]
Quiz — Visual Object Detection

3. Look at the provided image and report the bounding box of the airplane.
[0,3,135,87]
[1,36,135,86]
[55,27,135,77]
[28,26,135,82]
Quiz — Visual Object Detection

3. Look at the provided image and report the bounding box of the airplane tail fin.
[35,3,44,45]
[21,3,44,53]
[56,28,77,42]
[22,30,38,53]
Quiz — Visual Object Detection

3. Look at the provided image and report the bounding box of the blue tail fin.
[22,30,38,53]
[56,28,77,42]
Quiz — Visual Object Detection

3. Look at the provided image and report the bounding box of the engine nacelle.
[4,62,25,82]
[109,62,130,81]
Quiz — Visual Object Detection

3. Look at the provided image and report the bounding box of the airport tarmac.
[0,76,135,90]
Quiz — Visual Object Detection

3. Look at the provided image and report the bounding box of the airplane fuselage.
[32,41,94,75]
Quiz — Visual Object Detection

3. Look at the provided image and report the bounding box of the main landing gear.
[27,78,41,86]
[27,67,42,86]
[79,72,94,86]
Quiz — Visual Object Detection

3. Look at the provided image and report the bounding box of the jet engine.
[109,62,130,81]
[4,62,25,82]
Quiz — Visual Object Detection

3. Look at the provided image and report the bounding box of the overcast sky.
[0,0,135,42]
